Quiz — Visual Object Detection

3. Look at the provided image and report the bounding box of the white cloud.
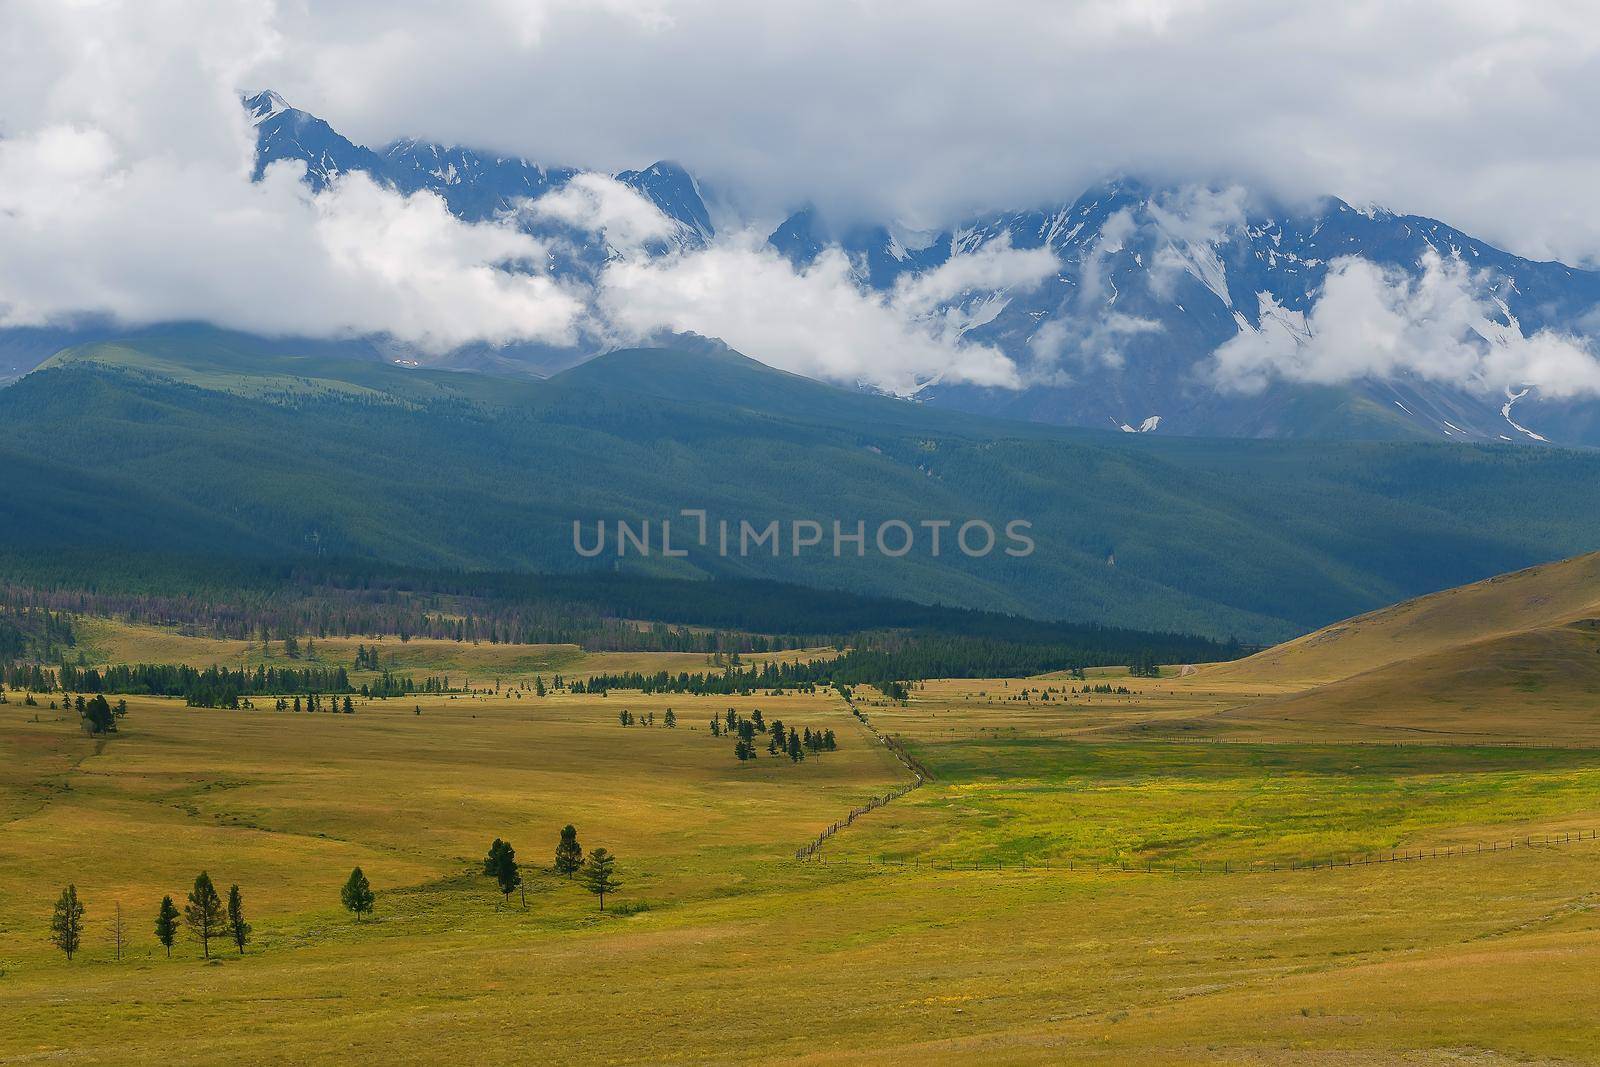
[0,0,1054,388]
[9,0,1600,398]
[891,235,1058,317]
[597,235,1026,393]
[1211,249,1600,398]
[1024,205,1164,377]
[248,2,1600,266]
[1030,313,1163,378]
[1147,185,1249,248]
[523,172,678,252]
[0,0,584,352]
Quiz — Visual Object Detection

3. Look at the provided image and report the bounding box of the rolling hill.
[1216,550,1600,685]
[1191,551,1600,743]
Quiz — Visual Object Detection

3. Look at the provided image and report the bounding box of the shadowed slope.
[1214,621,1600,744]
[1208,551,1600,687]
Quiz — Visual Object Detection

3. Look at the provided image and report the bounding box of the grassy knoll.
[1210,549,1600,686]
[1207,623,1600,745]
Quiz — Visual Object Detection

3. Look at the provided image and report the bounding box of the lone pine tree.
[555,825,584,879]
[480,838,521,903]
[579,848,621,911]
[50,884,85,961]
[227,884,251,954]
[341,867,375,921]
[184,872,225,959]
[155,895,180,957]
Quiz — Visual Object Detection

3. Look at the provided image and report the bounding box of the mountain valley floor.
[3,605,1599,1064]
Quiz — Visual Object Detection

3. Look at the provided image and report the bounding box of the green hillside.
[5,328,1600,642]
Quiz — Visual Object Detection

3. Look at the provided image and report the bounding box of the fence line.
[794,693,927,861]
[795,827,1600,876]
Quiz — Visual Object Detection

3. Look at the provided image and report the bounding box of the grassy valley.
[2,556,1600,1061]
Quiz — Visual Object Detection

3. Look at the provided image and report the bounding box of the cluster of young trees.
[573,636,1171,697]
[708,707,836,763]
[58,662,354,700]
[270,694,355,713]
[51,873,251,962]
[1128,652,1164,678]
[10,690,127,732]
[364,670,446,697]
[2,662,56,692]
[482,826,622,911]
[76,693,124,733]
[49,868,379,963]
[616,708,676,728]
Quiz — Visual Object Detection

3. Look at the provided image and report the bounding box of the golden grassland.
[1,675,1598,1063]
[1209,549,1600,687]
[4,556,1600,1064]
[72,616,829,683]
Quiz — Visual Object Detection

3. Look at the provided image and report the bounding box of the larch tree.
[341,867,375,921]
[579,849,620,911]
[184,872,224,959]
[155,895,180,957]
[487,840,521,904]
[555,825,584,879]
[227,884,251,954]
[50,884,85,961]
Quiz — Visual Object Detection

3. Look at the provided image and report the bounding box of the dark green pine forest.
[4,326,1599,644]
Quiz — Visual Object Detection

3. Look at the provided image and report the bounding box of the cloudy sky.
[4,0,1600,393]
[265,0,1600,262]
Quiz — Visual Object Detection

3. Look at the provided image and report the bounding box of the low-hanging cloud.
[1211,249,1600,398]
[596,235,1042,394]
[1022,205,1165,379]
[0,0,1058,387]
[522,172,679,253]
[890,234,1059,318]
[0,0,584,353]
[12,0,1600,400]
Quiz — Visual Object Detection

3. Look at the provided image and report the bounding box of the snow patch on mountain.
[1502,388,1549,442]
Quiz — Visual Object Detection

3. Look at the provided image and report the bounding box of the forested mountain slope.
[7,329,1600,643]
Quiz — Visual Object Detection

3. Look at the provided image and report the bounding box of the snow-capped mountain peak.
[240,92,1600,446]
